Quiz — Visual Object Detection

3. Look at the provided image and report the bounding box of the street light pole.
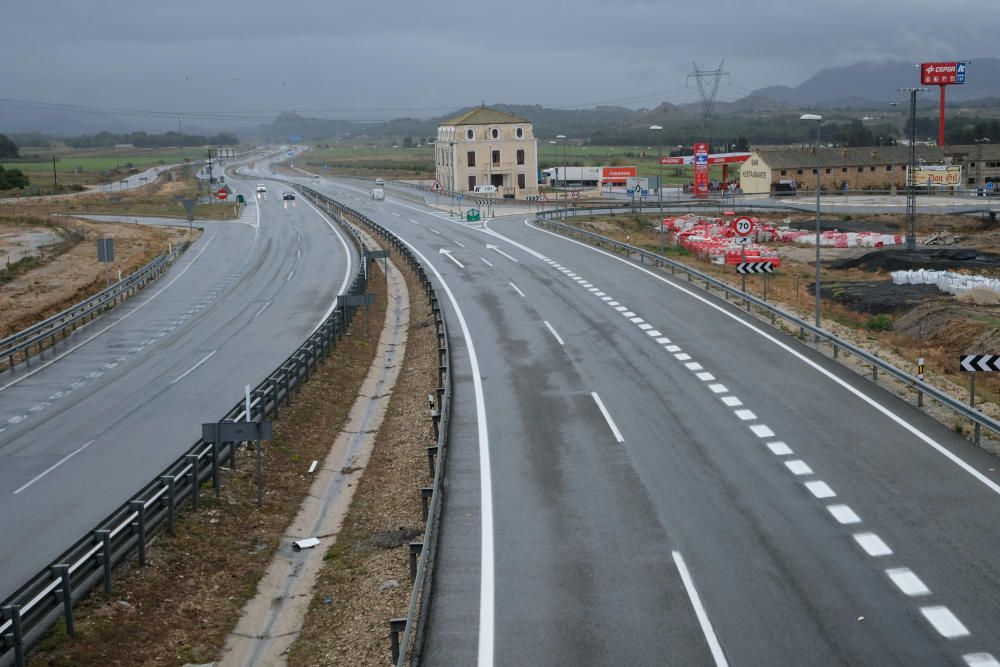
[900,88,927,251]
[556,134,567,215]
[800,114,823,328]
[976,138,990,193]
[650,125,664,254]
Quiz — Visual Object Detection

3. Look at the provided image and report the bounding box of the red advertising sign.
[660,153,751,166]
[921,62,966,86]
[601,166,638,180]
[693,142,710,198]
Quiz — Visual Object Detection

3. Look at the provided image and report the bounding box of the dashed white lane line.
[429,228,441,235]
[672,551,730,667]
[656,337,671,344]
[14,439,96,494]
[601,296,613,301]
[675,353,692,361]
[886,568,931,597]
[964,653,1000,666]
[708,384,728,394]
[785,460,814,476]
[647,330,662,337]
[920,606,970,638]
[853,532,893,557]
[734,409,757,421]
[171,350,217,385]
[286,269,295,282]
[623,311,636,317]
[686,361,704,371]
[543,321,565,346]
[666,345,681,352]
[591,392,624,443]
[721,396,743,407]
[480,256,494,267]
[509,282,526,298]
[696,372,716,381]
[750,424,775,438]
[608,301,620,306]
[827,504,861,524]
[455,241,466,248]
[805,480,836,499]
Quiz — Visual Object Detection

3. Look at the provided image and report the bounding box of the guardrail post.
[1,605,25,667]
[872,365,878,384]
[130,500,147,566]
[283,368,292,406]
[52,564,74,637]
[96,529,112,594]
[426,445,438,477]
[409,542,423,582]
[389,618,407,664]
[160,475,176,535]
[186,454,199,511]
[211,440,221,497]
[420,487,433,521]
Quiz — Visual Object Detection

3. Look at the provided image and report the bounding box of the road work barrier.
[535,211,1000,448]
[1,243,188,371]
[296,186,451,666]
[0,210,375,667]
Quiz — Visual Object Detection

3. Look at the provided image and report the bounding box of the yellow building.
[434,107,539,198]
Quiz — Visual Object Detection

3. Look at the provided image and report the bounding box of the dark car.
[282,191,296,200]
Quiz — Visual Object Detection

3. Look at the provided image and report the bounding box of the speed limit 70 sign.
[733,216,754,236]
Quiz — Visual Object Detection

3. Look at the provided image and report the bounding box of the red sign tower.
[693,143,710,198]
[920,61,967,146]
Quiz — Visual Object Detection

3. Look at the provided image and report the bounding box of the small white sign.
[733,235,753,246]
[474,185,497,193]
[733,217,754,236]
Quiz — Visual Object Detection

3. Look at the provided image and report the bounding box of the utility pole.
[687,61,730,128]
[901,87,927,251]
[207,147,214,183]
[51,155,57,188]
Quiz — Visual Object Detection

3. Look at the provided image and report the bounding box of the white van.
[374,178,385,186]
[371,188,385,200]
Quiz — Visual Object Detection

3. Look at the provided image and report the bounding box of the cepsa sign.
[693,142,710,198]
[921,62,967,86]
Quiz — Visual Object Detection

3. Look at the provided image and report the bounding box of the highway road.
[291,174,1000,666]
[0,166,356,601]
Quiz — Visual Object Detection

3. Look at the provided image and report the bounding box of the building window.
[887,166,892,171]
[491,128,499,139]
[797,169,803,175]
[812,169,817,175]
[468,175,476,191]
[969,177,976,184]
[466,129,474,140]
[516,127,524,138]
[518,173,526,189]
[517,149,525,165]
[842,167,847,173]
[467,151,476,167]
[492,150,500,166]
[870,166,875,172]
[858,167,863,172]
[780,170,787,176]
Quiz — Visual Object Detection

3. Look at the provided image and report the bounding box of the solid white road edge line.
[522,217,1000,498]
[591,391,624,443]
[171,350,217,385]
[299,195,354,334]
[672,550,730,667]
[13,439,96,494]
[543,321,565,346]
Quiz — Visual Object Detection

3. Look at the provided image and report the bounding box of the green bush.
[865,314,893,331]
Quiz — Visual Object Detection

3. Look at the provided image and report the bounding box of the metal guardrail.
[0,220,373,667]
[535,211,1000,445]
[1,244,187,370]
[296,185,450,667]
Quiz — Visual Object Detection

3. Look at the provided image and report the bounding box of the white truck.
[371,188,385,200]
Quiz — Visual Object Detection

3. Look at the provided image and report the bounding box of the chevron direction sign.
[960,355,1000,372]
[476,198,492,207]
[525,195,540,201]
[736,262,774,274]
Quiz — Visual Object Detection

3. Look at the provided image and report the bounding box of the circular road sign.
[987,181,995,191]
[216,188,228,200]
[733,216,754,236]
[572,191,580,199]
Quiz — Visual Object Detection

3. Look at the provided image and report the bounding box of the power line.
[687,60,731,127]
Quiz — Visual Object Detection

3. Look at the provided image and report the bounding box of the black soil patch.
[832,248,1000,273]
[819,281,943,315]
[787,218,901,234]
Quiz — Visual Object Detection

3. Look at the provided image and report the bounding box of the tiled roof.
[440,107,530,126]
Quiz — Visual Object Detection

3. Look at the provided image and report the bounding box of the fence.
[296,186,451,666]
[1,243,187,371]
[0,222,373,667]
[534,212,1000,446]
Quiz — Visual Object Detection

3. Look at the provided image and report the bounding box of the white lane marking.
[429,228,441,235]
[785,460,814,476]
[486,244,519,262]
[920,606,970,638]
[479,256,494,267]
[675,353,692,361]
[286,269,295,282]
[638,324,653,331]
[582,282,593,288]
[509,282,526,298]
[0,231,219,393]
[544,321,565,346]
[709,384,728,394]
[750,424,775,438]
[254,301,272,319]
[386,237,495,666]
[672,551,730,667]
[767,441,793,455]
[439,249,465,269]
[591,392,625,443]
[721,396,743,407]
[171,350,217,385]
[297,195,354,334]
[595,291,606,297]
[964,653,1000,666]
[656,337,671,344]
[297,248,301,258]
[853,532,893,557]
[696,372,716,381]
[524,219,1000,498]
[886,568,930,596]
[686,362,704,371]
[608,301,620,306]
[623,311,636,318]
[734,409,757,421]
[615,306,628,312]
[827,504,862,524]
[392,212,401,217]
[601,296,613,301]
[666,345,681,352]
[588,287,599,292]
[455,241,466,248]
[14,440,96,494]
[408,219,420,225]
[805,480,836,498]
[647,330,662,337]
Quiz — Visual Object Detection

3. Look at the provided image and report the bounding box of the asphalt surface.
[286,173,1000,666]
[0,165,355,601]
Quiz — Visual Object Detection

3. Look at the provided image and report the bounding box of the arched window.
[467,129,474,140]
[491,128,499,139]
[516,127,524,138]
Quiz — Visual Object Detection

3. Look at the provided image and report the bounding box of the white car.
[256,184,267,193]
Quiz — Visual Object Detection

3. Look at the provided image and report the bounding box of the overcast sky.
[1,0,994,126]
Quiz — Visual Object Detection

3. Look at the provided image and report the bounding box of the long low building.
[739,144,1000,194]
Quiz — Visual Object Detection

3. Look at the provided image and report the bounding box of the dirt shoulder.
[28,264,389,667]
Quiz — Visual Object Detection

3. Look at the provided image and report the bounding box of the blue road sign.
[626,188,635,196]
[456,193,463,201]
[957,62,967,84]
[640,189,649,198]
[986,181,994,191]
